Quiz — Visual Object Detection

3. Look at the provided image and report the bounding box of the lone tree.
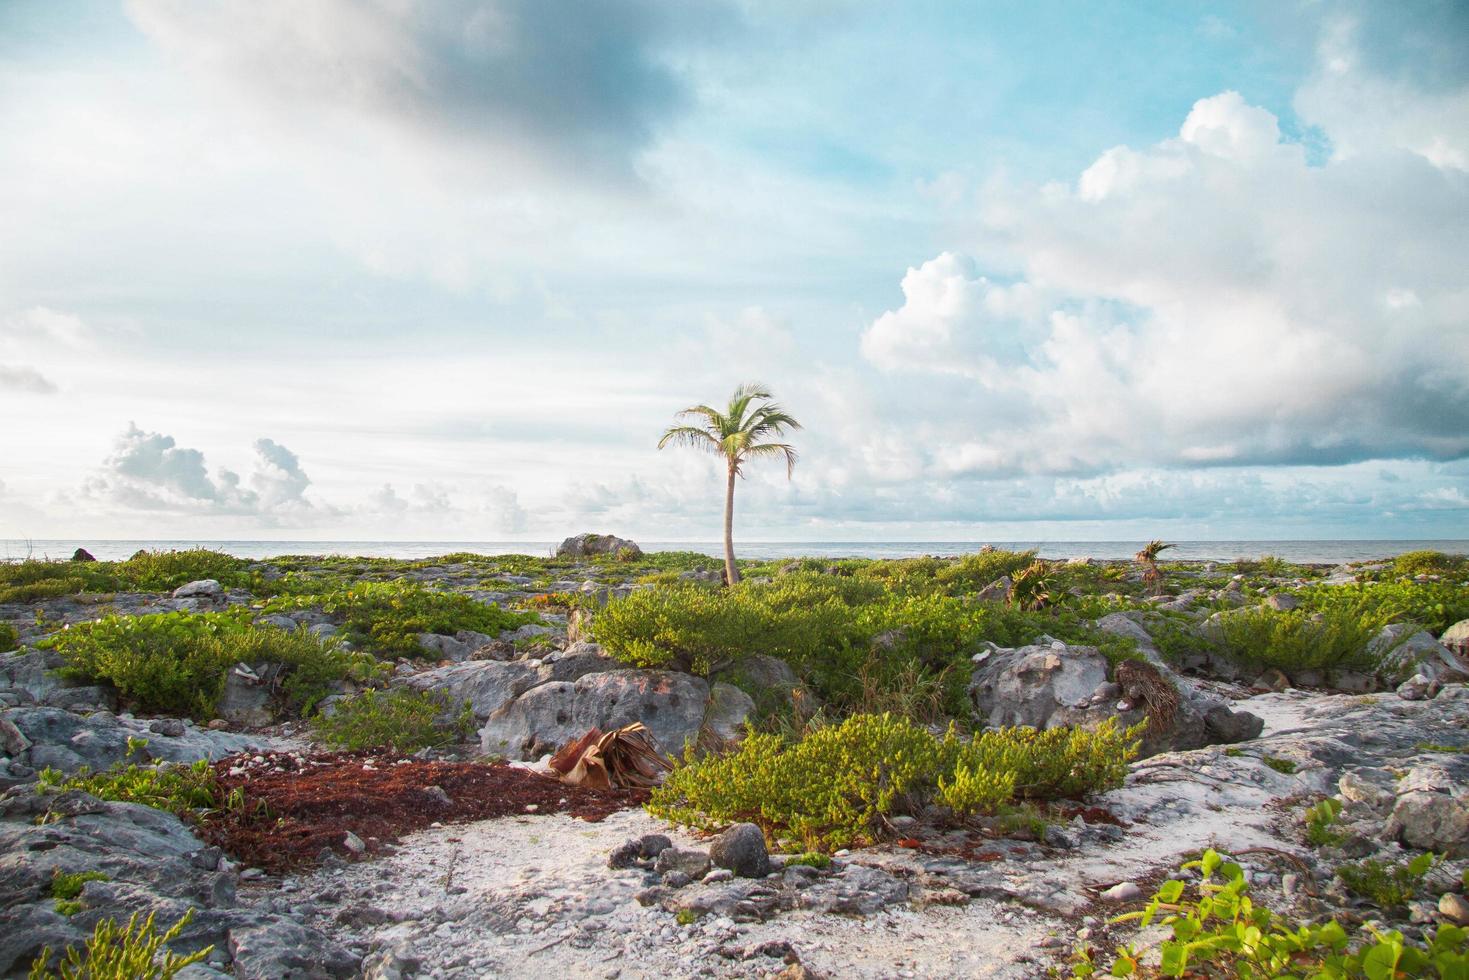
[1135,539,1175,595]
[657,383,801,586]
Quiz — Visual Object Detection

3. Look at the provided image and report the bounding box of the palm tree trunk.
[723,462,740,585]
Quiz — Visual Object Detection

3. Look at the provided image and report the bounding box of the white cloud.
[862,77,1469,478]
[0,366,57,395]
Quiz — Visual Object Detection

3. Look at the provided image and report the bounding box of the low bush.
[0,621,17,650]
[1210,602,1392,674]
[1336,853,1441,910]
[1297,580,1469,637]
[311,688,474,752]
[29,908,210,980]
[265,581,538,658]
[36,757,224,818]
[1303,797,1344,847]
[1391,550,1467,578]
[933,549,1038,593]
[648,713,1141,851]
[1079,849,1468,979]
[0,549,251,604]
[45,611,380,719]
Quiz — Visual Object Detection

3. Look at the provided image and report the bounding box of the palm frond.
[658,426,723,454]
[740,441,799,478]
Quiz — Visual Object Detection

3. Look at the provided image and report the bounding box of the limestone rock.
[401,649,614,723]
[479,669,710,760]
[703,682,755,742]
[555,533,642,559]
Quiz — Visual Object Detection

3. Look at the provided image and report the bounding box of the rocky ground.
[2,541,1467,978]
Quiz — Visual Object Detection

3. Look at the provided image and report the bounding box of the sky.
[1,0,1467,543]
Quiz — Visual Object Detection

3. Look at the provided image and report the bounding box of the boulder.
[709,823,771,878]
[653,847,710,879]
[1443,619,1469,656]
[69,548,95,563]
[172,580,224,600]
[702,682,755,742]
[969,638,1263,757]
[555,533,642,559]
[216,663,276,727]
[1370,624,1468,685]
[480,669,709,760]
[400,647,614,722]
[1384,759,1469,856]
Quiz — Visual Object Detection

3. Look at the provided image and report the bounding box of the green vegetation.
[1135,540,1174,596]
[1263,755,1298,774]
[44,611,380,719]
[783,852,832,869]
[1391,550,1468,578]
[1297,580,1469,637]
[1303,797,1344,847]
[29,909,211,980]
[264,580,537,658]
[648,712,1141,851]
[311,688,474,752]
[1210,602,1393,675]
[657,382,801,586]
[932,549,1038,591]
[0,621,17,650]
[36,757,226,818]
[1078,849,1469,978]
[50,870,109,916]
[595,570,1140,720]
[1336,853,1440,910]
[0,549,252,603]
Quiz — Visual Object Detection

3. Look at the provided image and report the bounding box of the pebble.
[1100,882,1142,904]
[1441,892,1469,926]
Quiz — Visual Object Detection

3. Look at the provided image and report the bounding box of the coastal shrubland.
[28,909,210,980]
[262,580,538,658]
[648,712,1141,851]
[43,611,381,719]
[594,569,1140,719]
[36,755,226,818]
[0,549,252,603]
[1209,602,1392,675]
[311,688,474,752]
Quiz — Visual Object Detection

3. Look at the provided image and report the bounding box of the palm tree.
[658,383,801,585]
[1134,539,1175,596]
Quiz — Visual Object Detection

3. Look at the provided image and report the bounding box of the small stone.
[341,831,366,855]
[637,834,673,859]
[704,869,734,883]
[1100,881,1142,903]
[709,823,772,878]
[661,870,692,888]
[608,840,642,870]
[1441,892,1469,926]
[654,848,711,879]
[207,719,230,731]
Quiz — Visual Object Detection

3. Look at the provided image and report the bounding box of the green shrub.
[266,581,537,657]
[45,611,380,719]
[648,713,1141,852]
[933,549,1038,593]
[36,758,224,817]
[1082,848,1469,978]
[783,851,832,869]
[29,909,210,980]
[1211,602,1391,674]
[311,688,474,752]
[1391,550,1467,578]
[1296,580,1469,637]
[1337,853,1440,910]
[0,549,250,604]
[0,621,17,651]
[115,549,251,591]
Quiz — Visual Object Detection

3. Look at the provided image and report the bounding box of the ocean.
[4,539,1467,565]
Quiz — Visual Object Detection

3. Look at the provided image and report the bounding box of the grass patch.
[648,712,1141,852]
[1336,853,1440,909]
[50,870,109,917]
[264,580,538,658]
[44,611,381,719]
[1262,755,1298,774]
[311,688,475,752]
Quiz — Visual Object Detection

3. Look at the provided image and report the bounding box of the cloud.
[125,0,725,183]
[861,74,1469,478]
[88,424,316,517]
[483,485,529,534]
[0,365,57,394]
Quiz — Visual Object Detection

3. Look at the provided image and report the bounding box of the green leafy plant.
[1391,550,1467,578]
[1083,848,1469,978]
[44,610,382,719]
[50,870,109,916]
[1304,797,1345,847]
[933,549,1039,594]
[265,580,537,658]
[1008,561,1055,611]
[1263,755,1297,774]
[783,852,832,869]
[29,909,211,980]
[649,713,1140,852]
[0,621,17,651]
[1135,540,1175,596]
[36,758,225,818]
[311,688,475,752]
[1210,602,1392,675]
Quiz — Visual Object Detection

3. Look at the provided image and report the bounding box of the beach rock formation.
[556,533,643,559]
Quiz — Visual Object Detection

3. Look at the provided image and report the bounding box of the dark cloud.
[129,0,736,181]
